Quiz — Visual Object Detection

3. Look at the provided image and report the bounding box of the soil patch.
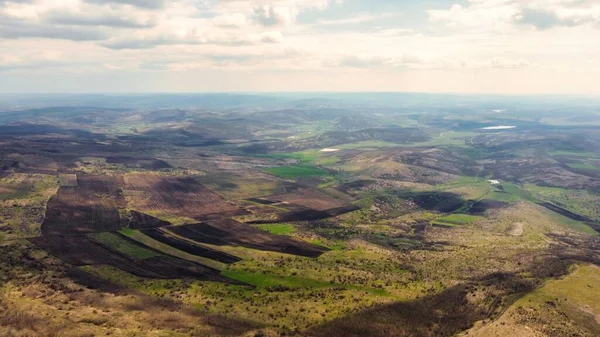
[128,210,172,230]
[508,223,524,236]
[138,229,241,264]
[166,219,329,257]
[467,199,508,215]
[29,235,235,282]
[264,188,344,211]
[123,173,248,220]
[106,156,171,170]
[41,175,124,236]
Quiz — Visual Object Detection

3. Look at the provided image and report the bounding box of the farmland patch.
[41,175,124,236]
[29,235,235,282]
[58,174,78,187]
[166,219,329,257]
[118,228,226,270]
[105,156,171,170]
[89,232,161,260]
[123,173,247,221]
[127,210,172,229]
[400,191,465,213]
[265,188,344,211]
[432,214,482,227]
[251,205,360,223]
[264,165,330,179]
[466,199,508,215]
[254,223,295,235]
[139,228,241,264]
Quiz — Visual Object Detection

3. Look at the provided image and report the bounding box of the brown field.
[0,186,16,194]
[10,154,59,172]
[123,173,248,221]
[41,175,124,236]
[165,219,329,257]
[196,171,295,200]
[138,229,241,264]
[127,210,172,229]
[58,174,78,187]
[29,235,235,282]
[105,156,172,170]
[247,205,360,224]
[265,188,344,211]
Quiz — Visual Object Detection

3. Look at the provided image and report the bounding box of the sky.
[0,0,599,94]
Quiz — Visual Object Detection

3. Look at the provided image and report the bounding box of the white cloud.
[0,0,599,94]
[428,0,600,31]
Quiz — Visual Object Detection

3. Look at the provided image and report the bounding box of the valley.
[1,93,600,336]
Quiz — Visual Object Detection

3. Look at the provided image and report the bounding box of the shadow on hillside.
[306,255,573,337]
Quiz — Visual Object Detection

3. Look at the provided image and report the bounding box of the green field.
[119,229,225,269]
[549,150,599,158]
[432,214,482,227]
[91,232,160,260]
[485,183,537,203]
[336,141,397,149]
[406,131,478,148]
[524,184,600,221]
[270,150,340,166]
[543,211,599,236]
[271,150,319,164]
[438,176,489,189]
[254,223,295,235]
[264,165,330,178]
[566,162,599,170]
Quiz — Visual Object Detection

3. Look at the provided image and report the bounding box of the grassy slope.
[254,223,295,235]
[465,264,600,337]
[90,232,160,260]
[264,165,330,179]
[0,173,59,239]
[567,162,599,170]
[432,214,482,227]
[119,229,225,270]
[439,177,598,235]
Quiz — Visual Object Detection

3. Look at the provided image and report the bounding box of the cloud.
[335,54,429,69]
[100,37,188,49]
[253,5,291,26]
[429,1,600,31]
[517,7,587,30]
[0,0,34,4]
[488,57,531,68]
[258,30,282,43]
[251,0,339,27]
[101,31,283,49]
[81,0,167,10]
[0,50,81,71]
[317,13,396,26]
[334,53,533,71]
[44,10,156,28]
[211,13,248,29]
[0,0,598,94]
[454,57,533,69]
[0,0,34,5]
[428,2,518,31]
[0,14,109,40]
